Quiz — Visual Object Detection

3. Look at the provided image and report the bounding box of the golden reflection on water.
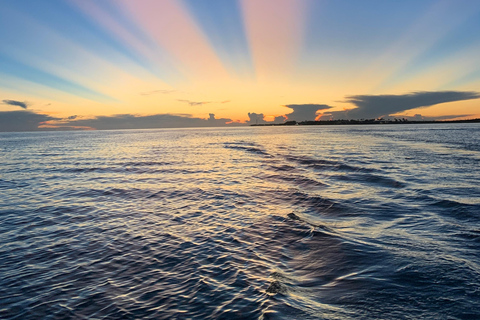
[1,125,479,319]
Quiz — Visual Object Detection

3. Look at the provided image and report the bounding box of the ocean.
[1,123,479,319]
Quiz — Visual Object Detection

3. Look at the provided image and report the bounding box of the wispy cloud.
[343,91,480,119]
[177,99,211,106]
[140,89,176,96]
[2,99,29,109]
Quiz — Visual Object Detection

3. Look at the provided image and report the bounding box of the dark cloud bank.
[0,111,58,132]
[66,113,233,130]
[246,104,333,124]
[323,91,480,120]
[1,91,478,132]
[0,111,234,132]
[284,104,333,121]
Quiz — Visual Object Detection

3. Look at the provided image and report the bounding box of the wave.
[285,155,377,173]
[224,142,271,157]
[2,126,479,319]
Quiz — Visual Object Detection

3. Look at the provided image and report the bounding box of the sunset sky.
[1,0,480,130]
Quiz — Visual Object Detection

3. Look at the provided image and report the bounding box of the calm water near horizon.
[1,123,479,319]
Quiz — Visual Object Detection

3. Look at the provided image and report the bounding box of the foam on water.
[1,124,479,319]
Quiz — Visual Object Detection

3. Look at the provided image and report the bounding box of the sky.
[1,0,480,131]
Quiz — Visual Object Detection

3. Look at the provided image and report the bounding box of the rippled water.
[1,124,479,319]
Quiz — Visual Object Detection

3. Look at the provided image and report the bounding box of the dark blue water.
[1,124,479,319]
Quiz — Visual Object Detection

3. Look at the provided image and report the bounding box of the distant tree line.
[251,118,480,126]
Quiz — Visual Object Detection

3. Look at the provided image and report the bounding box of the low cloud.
[207,113,233,125]
[284,104,333,121]
[274,115,287,123]
[317,111,347,120]
[0,110,59,132]
[60,113,233,130]
[343,91,480,119]
[0,111,237,132]
[2,99,29,109]
[246,112,267,124]
[140,89,176,96]
[177,99,211,106]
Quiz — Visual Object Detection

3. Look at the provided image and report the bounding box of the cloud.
[2,99,29,109]
[177,99,211,106]
[316,112,347,120]
[246,112,267,124]
[0,111,238,132]
[274,115,287,123]
[140,89,176,96]
[57,113,234,130]
[178,99,231,106]
[0,111,59,132]
[343,91,480,119]
[284,104,333,121]
[207,113,234,125]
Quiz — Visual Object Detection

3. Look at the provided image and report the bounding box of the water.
[1,124,479,319]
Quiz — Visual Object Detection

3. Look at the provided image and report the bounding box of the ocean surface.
[1,123,479,319]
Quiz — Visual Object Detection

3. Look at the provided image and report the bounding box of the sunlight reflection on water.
[1,124,479,319]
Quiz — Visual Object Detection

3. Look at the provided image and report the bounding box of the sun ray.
[240,0,310,83]
[117,0,230,84]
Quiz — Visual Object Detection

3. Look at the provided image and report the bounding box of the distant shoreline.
[250,118,480,126]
